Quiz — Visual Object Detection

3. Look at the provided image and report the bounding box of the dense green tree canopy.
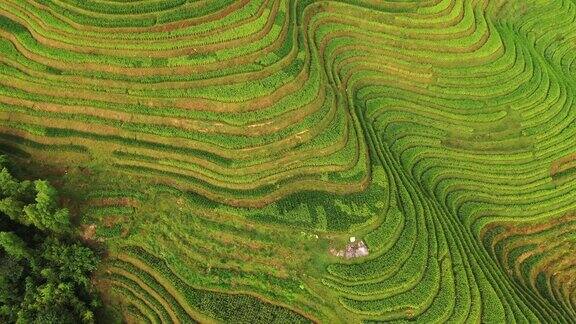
[0,156,101,324]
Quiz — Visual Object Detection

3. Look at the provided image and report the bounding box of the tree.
[0,255,25,322]
[0,166,31,224]
[0,231,29,260]
[0,197,25,224]
[23,180,70,233]
[36,237,98,288]
[0,156,101,324]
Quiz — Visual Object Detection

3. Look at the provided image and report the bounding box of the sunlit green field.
[0,0,575,322]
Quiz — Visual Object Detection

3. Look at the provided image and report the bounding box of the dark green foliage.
[23,181,71,233]
[0,232,29,260]
[0,162,70,233]
[15,238,99,324]
[0,156,101,324]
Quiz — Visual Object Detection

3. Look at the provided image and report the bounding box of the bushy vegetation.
[0,156,101,323]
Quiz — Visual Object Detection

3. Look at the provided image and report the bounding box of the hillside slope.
[0,0,575,322]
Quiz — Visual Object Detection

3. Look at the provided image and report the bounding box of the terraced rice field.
[1,0,576,322]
